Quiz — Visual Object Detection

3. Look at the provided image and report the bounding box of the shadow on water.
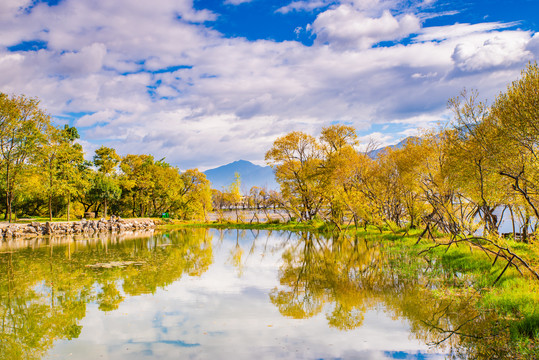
[0,229,522,359]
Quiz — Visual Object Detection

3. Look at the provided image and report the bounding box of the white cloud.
[57,43,107,76]
[276,0,332,14]
[415,22,517,42]
[225,0,253,5]
[77,110,117,127]
[0,0,537,169]
[525,33,539,57]
[0,0,32,19]
[451,32,532,72]
[311,6,420,50]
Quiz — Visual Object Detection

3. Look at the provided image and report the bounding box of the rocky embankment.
[0,217,156,239]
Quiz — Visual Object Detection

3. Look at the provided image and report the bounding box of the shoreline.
[0,217,156,239]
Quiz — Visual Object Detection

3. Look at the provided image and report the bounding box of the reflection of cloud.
[46,230,446,360]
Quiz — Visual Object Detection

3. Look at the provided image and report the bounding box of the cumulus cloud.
[526,33,539,57]
[310,5,420,50]
[0,0,537,169]
[451,32,532,72]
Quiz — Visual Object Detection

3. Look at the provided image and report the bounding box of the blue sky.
[1,0,538,169]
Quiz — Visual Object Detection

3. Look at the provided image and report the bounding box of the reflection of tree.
[121,230,212,295]
[225,229,264,278]
[97,281,124,312]
[271,232,380,327]
[0,229,213,359]
[270,232,512,358]
[0,250,90,359]
[227,230,245,278]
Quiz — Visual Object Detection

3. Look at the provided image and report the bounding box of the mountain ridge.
[203,160,278,193]
[204,137,418,193]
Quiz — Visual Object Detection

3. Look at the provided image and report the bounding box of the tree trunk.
[49,159,53,221]
[49,195,52,221]
[6,163,11,223]
[132,193,136,217]
[7,193,12,223]
[67,194,71,221]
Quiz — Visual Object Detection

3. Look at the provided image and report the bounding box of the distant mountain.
[204,160,279,193]
[205,138,419,192]
[367,136,420,158]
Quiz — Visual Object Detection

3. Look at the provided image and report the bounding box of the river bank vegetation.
[2,61,539,358]
[184,63,539,357]
[265,63,539,244]
[0,93,212,222]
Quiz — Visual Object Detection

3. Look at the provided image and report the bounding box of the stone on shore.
[0,218,156,239]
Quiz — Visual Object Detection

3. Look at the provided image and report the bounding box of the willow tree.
[0,94,50,222]
[176,168,212,220]
[447,90,508,235]
[488,62,539,238]
[374,139,428,230]
[318,125,359,226]
[265,131,325,221]
[415,130,464,236]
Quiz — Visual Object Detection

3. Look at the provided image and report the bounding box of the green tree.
[89,173,121,218]
[41,125,85,220]
[91,146,121,217]
[93,146,121,175]
[0,94,50,222]
[119,154,155,217]
[177,169,212,220]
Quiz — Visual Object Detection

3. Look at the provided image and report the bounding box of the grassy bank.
[156,218,327,231]
[355,226,539,357]
[165,219,538,356]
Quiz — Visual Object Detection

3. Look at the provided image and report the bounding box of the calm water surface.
[0,229,462,359]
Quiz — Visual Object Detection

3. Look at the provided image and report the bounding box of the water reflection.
[0,229,212,359]
[0,229,505,359]
[271,232,506,359]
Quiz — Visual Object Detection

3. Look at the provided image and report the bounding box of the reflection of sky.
[45,230,446,360]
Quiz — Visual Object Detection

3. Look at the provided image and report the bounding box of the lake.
[1,228,484,359]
